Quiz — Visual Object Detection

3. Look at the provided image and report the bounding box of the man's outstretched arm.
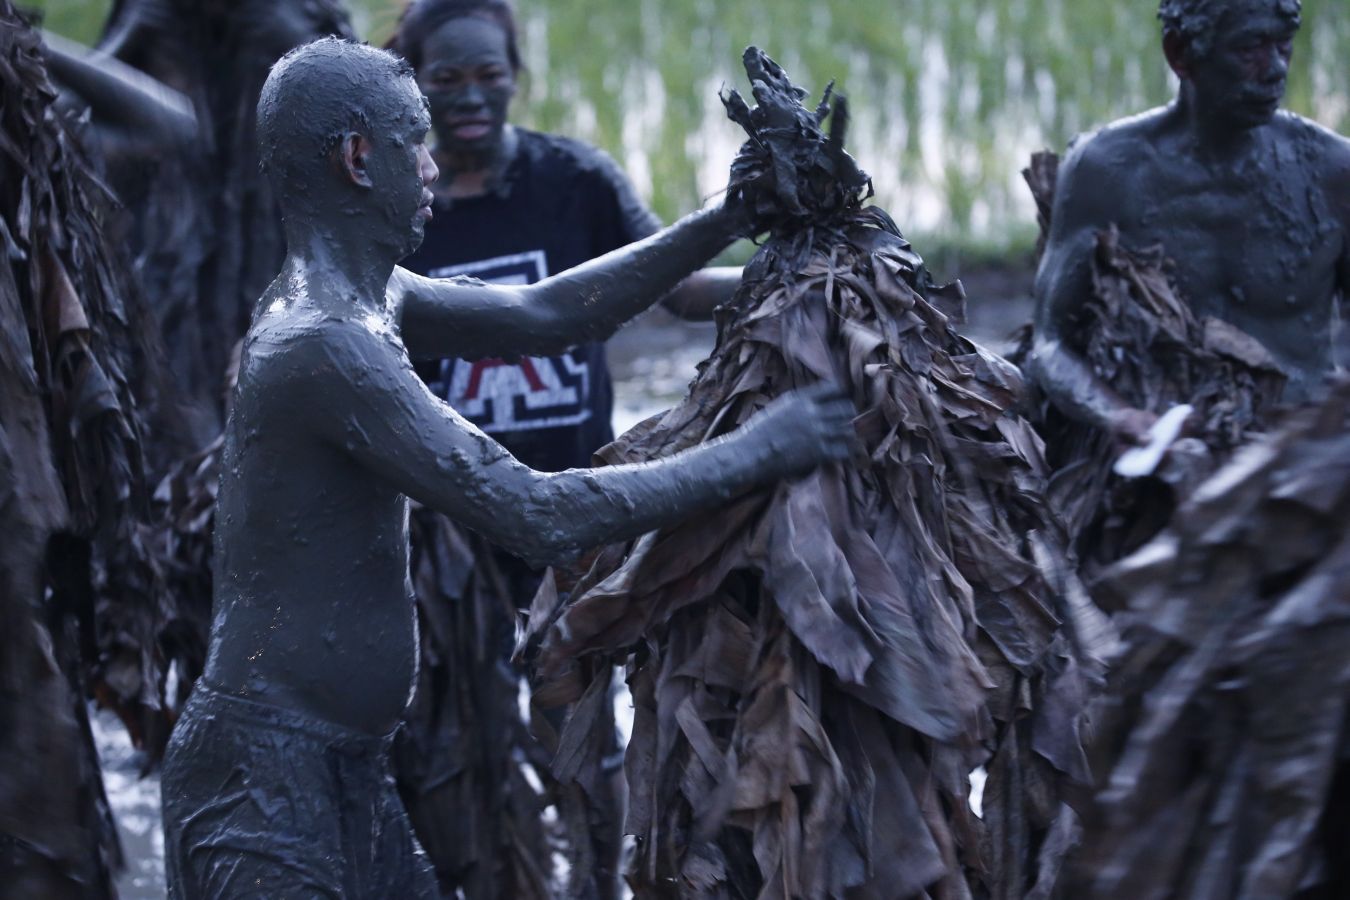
[42,32,196,150]
[660,267,744,321]
[1029,139,1156,443]
[289,323,852,568]
[393,202,746,361]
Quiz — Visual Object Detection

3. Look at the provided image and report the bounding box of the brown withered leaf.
[523,51,1107,900]
[1071,378,1350,899]
[0,3,177,893]
[391,509,562,900]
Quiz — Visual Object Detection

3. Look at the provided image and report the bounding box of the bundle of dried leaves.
[395,512,568,900]
[1019,152,1286,576]
[1,2,173,893]
[1070,378,1350,898]
[522,50,1108,899]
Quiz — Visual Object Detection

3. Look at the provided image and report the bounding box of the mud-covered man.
[1031,0,1350,442]
[159,38,854,898]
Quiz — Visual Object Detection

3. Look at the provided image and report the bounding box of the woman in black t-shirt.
[395,0,738,473]
[388,3,740,898]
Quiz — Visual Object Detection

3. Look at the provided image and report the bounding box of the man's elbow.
[1026,333,1063,395]
[487,480,589,568]
[501,523,582,570]
[507,290,601,356]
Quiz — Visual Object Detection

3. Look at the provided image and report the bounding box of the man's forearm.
[521,204,743,343]
[42,33,195,145]
[1031,336,1138,433]
[399,203,744,360]
[511,428,784,568]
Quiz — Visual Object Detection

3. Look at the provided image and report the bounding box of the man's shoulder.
[1063,107,1169,178]
[1271,112,1350,179]
[245,305,395,388]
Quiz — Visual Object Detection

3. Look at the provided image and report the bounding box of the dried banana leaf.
[1017,152,1287,578]
[393,508,563,900]
[523,50,1107,900]
[1071,378,1350,899]
[0,3,174,893]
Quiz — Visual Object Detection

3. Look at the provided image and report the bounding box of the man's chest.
[1121,162,1342,320]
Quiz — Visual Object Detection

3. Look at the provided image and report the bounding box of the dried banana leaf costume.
[1070,379,1350,899]
[0,4,168,894]
[523,51,1107,899]
[98,0,356,431]
[394,517,563,900]
[1020,153,1286,578]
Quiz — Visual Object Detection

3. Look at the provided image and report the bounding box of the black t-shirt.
[402,129,662,473]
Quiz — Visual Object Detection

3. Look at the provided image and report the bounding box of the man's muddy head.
[391,0,521,168]
[258,38,437,257]
[1160,0,1302,129]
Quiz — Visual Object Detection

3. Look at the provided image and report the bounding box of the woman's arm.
[659,266,743,321]
[394,202,746,360]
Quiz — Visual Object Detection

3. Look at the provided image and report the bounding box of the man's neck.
[1173,88,1263,164]
[284,226,395,313]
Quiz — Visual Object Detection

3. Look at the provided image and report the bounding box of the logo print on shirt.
[427,252,593,434]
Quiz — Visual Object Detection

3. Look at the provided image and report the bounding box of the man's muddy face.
[366,85,440,257]
[1188,0,1298,130]
[417,17,517,166]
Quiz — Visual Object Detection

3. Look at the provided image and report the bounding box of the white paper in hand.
[1114,404,1194,478]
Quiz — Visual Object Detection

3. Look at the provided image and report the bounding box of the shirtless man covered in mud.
[1032,0,1350,441]
[159,39,855,898]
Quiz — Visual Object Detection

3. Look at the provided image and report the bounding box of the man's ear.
[339,132,375,188]
[1163,30,1192,80]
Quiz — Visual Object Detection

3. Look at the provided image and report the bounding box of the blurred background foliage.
[26,0,1350,265]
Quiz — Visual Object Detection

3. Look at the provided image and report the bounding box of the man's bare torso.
[204,294,420,735]
[1068,109,1350,395]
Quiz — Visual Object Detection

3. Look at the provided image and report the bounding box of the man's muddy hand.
[745,383,857,477]
[718,139,764,237]
[1109,406,1161,447]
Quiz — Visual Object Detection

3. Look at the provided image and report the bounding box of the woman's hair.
[388,0,522,73]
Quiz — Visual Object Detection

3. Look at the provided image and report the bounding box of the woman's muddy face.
[417,17,517,168]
